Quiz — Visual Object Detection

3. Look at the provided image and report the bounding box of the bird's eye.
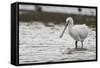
[67,20,70,24]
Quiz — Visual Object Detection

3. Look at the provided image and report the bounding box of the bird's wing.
[73,25,89,32]
[73,25,89,39]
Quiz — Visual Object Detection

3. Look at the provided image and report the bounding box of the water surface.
[19,22,96,64]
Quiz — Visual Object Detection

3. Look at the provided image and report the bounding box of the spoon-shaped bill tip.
[59,35,62,38]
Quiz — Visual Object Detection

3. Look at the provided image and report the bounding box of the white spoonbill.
[60,17,89,48]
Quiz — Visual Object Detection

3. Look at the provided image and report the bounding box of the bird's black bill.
[60,23,68,38]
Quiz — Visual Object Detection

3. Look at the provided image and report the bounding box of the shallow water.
[19,22,96,64]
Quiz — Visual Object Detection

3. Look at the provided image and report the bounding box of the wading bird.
[60,17,89,49]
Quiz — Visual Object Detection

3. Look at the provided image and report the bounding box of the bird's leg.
[81,41,83,48]
[75,41,78,49]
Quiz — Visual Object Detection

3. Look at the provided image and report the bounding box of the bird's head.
[66,17,73,25]
[60,17,74,38]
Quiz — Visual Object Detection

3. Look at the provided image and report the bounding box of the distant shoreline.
[19,11,96,27]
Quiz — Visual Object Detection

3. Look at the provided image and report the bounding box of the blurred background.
[19,4,96,27]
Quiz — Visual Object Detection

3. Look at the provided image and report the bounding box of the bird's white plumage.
[60,17,89,43]
[66,17,89,42]
[68,24,89,41]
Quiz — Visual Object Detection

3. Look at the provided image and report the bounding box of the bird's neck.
[68,24,73,31]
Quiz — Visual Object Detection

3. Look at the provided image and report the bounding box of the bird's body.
[60,17,89,48]
[68,24,89,42]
